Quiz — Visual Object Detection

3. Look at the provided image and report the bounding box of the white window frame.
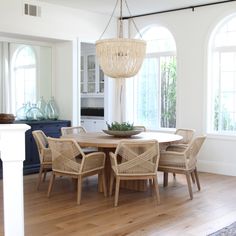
[208,16,236,137]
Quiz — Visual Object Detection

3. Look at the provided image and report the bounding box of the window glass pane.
[136,57,159,129]
[221,72,235,91]
[210,16,236,133]
[160,56,176,128]
[134,26,176,130]
[214,17,236,47]
[142,26,176,53]
[87,83,95,93]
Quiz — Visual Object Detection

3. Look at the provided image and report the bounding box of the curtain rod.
[121,0,236,20]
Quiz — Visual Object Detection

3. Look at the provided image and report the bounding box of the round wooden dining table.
[61,131,182,148]
[61,131,182,192]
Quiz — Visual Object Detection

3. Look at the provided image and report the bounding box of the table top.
[61,131,182,148]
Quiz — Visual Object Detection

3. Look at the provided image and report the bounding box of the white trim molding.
[198,160,236,176]
[0,124,30,236]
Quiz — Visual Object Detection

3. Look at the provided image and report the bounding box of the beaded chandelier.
[96,0,146,79]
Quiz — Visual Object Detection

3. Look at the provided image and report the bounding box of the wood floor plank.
[0,172,236,236]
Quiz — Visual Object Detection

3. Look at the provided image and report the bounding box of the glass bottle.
[16,102,31,120]
[37,96,47,119]
[26,104,44,121]
[45,97,59,120]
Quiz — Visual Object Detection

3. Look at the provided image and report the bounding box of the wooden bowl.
[0,113,15,124]
[102,129,142,137]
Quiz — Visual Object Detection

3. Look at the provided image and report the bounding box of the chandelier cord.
[99,0,119,40]
[119,0,123,38]
[124,0,143,39]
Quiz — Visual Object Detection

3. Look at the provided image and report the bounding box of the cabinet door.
[80,55,86,93]
[98,67,105,93]
[81,51,105,96]
[87,55,96,93]
[93,120,105,131]
[81,119,105,132]
[81,119,94,132]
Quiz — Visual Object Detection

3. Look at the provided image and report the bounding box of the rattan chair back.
[61,126,86,136]
[114,140,159,175]
[175,128,195,144]
[32,130,51,164]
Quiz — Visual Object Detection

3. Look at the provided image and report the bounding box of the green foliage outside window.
[160,57,176,128]
[214,94,236,131]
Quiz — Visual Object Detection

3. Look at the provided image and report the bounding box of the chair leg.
[77,176,82,205]
[109,171,114,197]
[163,172,168,187]
[37,165,44,190]
[149,179,153,195]
[114,177,120,207]
[43,169,47,182]
[186,172,193,200]
[102,170,107,197]
[194,168,201,191]
[47,172,55,197]
[191,172,195,184]
[153,177,160,204]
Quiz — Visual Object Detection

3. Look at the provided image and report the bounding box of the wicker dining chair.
[47,137,107,204]
[158,135,206,200]
[32,130,52,190]
[166,128,195,151]
[109,140,160,207]
[61,126,98,153]
[61,126,87,135]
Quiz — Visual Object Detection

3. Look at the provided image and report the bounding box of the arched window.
[132,26,176,130]
[11,45,37,113]
[208,15,236,134]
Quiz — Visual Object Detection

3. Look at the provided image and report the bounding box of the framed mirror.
[0,40,52,114]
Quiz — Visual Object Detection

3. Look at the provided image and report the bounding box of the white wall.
[39,46,52,102]
[0,0,116,123]
[53,41,73,121]
[0,0,115,41]
[133,2,236,176]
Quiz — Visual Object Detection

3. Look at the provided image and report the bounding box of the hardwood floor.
[0,172,236,236]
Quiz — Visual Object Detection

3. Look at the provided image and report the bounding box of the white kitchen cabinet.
[81,119,105,132]
[80,53,104,96]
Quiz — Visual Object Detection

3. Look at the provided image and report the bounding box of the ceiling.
[40,0,228,17]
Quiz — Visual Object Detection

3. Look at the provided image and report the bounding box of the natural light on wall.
[208,15,236,134]
[126,25,176,130]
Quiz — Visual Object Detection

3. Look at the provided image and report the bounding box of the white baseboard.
[198,160,236,176]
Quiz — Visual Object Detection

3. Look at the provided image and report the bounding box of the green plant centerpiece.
[106,121,134,131]
[103,122,141,137]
